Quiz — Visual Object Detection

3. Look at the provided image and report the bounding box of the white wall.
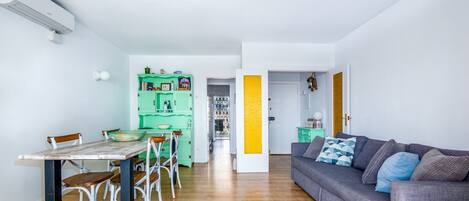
[0,9,129,201]
[335,0,469,149]
[242,42,335,71]
[128,55,240,163]
[300,72,328,129]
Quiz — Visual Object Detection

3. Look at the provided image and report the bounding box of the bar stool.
[47,133,114,201]
[161,130,183,198]
[109,136,165,201]
[101,128,145,200]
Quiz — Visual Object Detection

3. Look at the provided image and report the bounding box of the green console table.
[297,127,325,142]
[137,74,193,167]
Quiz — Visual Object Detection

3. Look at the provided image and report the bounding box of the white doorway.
[268,82,300,154]
[207,78,236,157]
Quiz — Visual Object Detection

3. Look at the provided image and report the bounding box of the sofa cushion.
[353,139,386,170]
[292,156,390,201]
[375,152,420,193]
[336,133,369,166]
[411,149,469,182]
[362,140,397,184]
[316,137,356,167]
[408,143,469,181]
[303,136,325,159]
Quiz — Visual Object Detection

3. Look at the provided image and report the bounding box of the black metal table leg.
[45,160,62,201]
[120,159,134,201]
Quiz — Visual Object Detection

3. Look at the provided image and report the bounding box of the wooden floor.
[65,140,313,201]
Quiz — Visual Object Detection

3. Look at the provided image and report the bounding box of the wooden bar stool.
[47,133,114,201]
[101,128,145,200]
[109,136,165,201]
[161,130,183,199]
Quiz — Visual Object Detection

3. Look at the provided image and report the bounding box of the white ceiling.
[55,0,398,55]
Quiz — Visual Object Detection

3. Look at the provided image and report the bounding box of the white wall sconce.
[93,70,111,81]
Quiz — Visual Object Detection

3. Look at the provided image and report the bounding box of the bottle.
[163,101,168,113]
[167,101,172,113]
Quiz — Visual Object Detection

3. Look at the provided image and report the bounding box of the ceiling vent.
[0,0,75,34]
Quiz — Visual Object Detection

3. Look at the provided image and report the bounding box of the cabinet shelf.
[138,74,192,79]
[138,90,191,94]
[139,111,192,116]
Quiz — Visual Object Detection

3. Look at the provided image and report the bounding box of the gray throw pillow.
[411,149,469,182]
[302,136,325,159]
[362,139,396,184]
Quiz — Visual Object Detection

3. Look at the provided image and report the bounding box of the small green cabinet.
[297,127,325,142]
[137,74,194,167]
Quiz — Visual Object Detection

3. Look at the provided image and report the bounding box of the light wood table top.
[18,140,148,160]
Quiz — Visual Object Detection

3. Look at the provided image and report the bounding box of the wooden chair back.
[46,132,88,172]
[47,133,82,149]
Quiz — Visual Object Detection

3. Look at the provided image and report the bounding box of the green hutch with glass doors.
[137,73,194,167]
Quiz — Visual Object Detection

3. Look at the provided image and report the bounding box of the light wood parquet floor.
[64,140,313,201]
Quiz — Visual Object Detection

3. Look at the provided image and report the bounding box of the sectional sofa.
[291,133,469,201]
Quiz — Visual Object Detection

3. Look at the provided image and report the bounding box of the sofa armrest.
[291,143,310,157]
[391,181,469,201]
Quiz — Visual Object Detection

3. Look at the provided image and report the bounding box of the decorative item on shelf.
[161,83,171,91]
[146,82,154,91]
[307,72,318,92]
[167,101,173,113]
[307,112,323,128]
[174,70,182,74]
[163,101,168,112]
[178,77,191,90]
[144,66,151,74]
[157,124,171,130]
[160,68,167,74]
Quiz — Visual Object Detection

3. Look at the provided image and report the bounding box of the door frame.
[206,79,237,157]
[268,81,301,154]
[329,65,351,136]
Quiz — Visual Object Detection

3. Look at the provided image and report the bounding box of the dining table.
[18,131,175,201]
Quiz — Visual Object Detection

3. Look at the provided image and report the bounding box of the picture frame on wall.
[161,83,171,91]
[178,77,191,90]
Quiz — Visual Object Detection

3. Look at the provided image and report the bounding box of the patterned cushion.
[411,149,469,182]
[303,136,325,159]
[362,139,396,184]
[316,137,356,167]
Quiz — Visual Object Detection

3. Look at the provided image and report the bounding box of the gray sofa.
[291,133,469,201]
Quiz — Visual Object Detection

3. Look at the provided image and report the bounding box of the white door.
[268,82,300,154]
[329,65,351,136]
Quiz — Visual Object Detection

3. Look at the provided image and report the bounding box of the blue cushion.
[316,137,356,167]
[375,152,420,193]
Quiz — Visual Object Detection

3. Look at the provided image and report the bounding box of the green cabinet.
[297,127,325,143]
[138,91,156,113]
[138,74,194,167]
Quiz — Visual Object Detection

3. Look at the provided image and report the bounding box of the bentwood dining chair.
[161,130,183,198]
[101,128,145,200]
[109,136,165,201]
[47,133,114,201]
